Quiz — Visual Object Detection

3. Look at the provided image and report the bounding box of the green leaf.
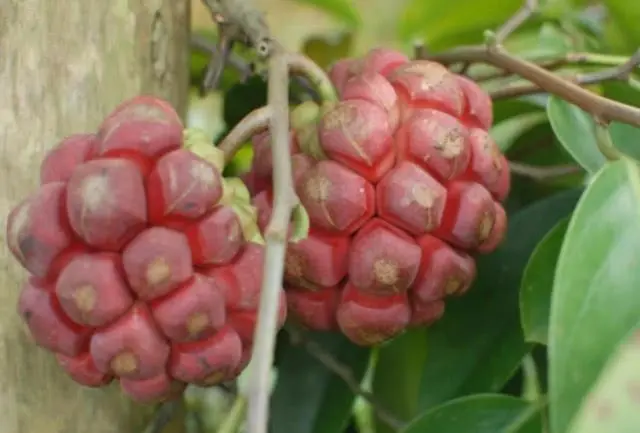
[293,0,361,28]
[610,122,640,161]
[398,0,521,47]
[403,394,543,433]
[567,323,640,433]
[549,158,640,433]
[270,332,371,433]
[547,96,606,173]
[603,0,640,51]
[372,329,429,433]
[417,188,583,411]
[491,112,549,152]
[519,218,570,345]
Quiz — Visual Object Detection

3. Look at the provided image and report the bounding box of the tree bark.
[0,1,190,432]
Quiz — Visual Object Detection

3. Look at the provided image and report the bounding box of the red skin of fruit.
[56,352,113,387]
[296,160,375,236]
[409,299,445,327]
[431,181,498,250]
[358,47,410,77]
[40,134,96,185]
[336,283,410,346]
[169,326,242,383]
[458,128,510,202]
[95,96,183,174]
[375,161,448,236]
[286,285,340,331]
[348,218,421,295]
[66,158,147,251]
[146,149,223,228]
[454,74,493,131]
[183,205,244,266]
[395,108,472,182]
[284,229,350,290]
[341,72,400,132]
[328,58,360,96]
[121,226,193,300]
[6,181,76,280]
[120,373,186,403]
[388,60,465,120]
[18,278,92,357]
[412,235,476,302]
[318,99,396,183]
[55,252,134,327]
[90,303,170,380]
[150,273,226,342]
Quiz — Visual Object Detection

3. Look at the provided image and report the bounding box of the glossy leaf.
[547,96,606,173]
[520,218,570,345]
[567,323,640,433]
[491,112,549,152]
[270,331,371,433]
[549,159,640,433]
[372,329,429,433]
[403,394,543,433]
[417,188,583,411]
[294,0,361,28]
[609,122,640,161]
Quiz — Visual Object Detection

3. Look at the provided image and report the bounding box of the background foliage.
[181,1,640,432]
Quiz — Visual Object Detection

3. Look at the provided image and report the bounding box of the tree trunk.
[0,1,190,432]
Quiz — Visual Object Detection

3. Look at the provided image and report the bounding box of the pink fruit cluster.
[6,96,286,402]
[243,48,509,346]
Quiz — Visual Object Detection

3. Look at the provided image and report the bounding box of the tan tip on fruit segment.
[186,312,209,336]
[72,285,97,312]
[200,370,226,386]
[305,176,331,202]
[477,211,495,243]
[285,251,305,278]
[444,277,462,296]
[373,259,399,286]
[436,129,464,159]
[111,351,139,375]
[410,184,436,209]
[146,257,171,287]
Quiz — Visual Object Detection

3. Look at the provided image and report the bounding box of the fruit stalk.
[246,50,298,433]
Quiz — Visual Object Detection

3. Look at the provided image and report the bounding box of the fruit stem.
[217,394,247,433]
[217,106,272,163]
[286,52,339,103]
[246,50,300,433]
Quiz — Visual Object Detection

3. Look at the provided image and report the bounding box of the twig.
[489,50,640,99]
[217,106,272,162]
[417,15,640,126]
[492,0,538,45]
[246,51,299,433]
[191,34,254,81]
[509,161,583,181]
[287,328,405,431]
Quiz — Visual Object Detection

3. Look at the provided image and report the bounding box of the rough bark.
[0,1,190,432]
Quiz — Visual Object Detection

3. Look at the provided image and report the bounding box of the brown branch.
[287,328,405,432]
[419,44,640,126]
[509,162,583,181]
[191,34,254,81]
[416,0,640,125]
[489,50,640,100]
[492,0,538,45]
